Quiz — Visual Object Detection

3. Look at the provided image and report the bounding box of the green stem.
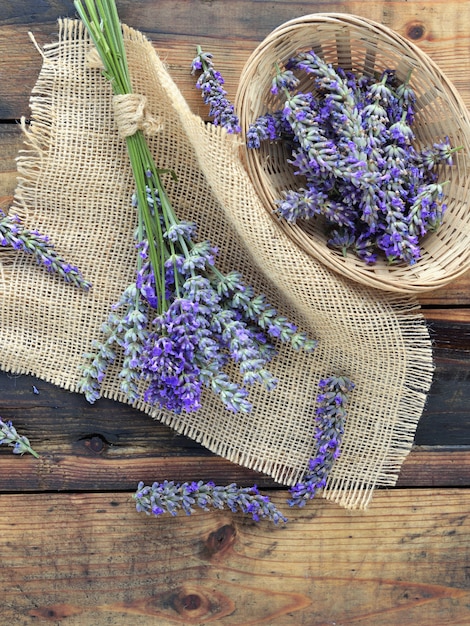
[74,0,177,313]
[23,443,40,459]
[126,132,168,311]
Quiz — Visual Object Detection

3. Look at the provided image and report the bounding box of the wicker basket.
[236,13,470,293]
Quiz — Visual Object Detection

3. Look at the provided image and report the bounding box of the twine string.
[86,47,162,138]
[112,94,163,138]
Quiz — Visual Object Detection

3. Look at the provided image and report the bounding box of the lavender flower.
[77,283,147,404]
[288,375,354,507]
[270,67,299,94]
[418,138,458,170]
[134,480,288,524]
[0,418,39,458]
[191,46,241,133]
[407,182,447,238]
[247,50,459,265]
[246,111,288,149]
[0,210,91,290]
[389,112,415,145]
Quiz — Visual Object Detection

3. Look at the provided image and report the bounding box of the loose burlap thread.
[1,19,434,509]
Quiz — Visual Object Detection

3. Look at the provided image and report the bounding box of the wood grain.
[1,2,470,623]
[1,489,469,625]
[1,1,470,119]
[0,314,468,491]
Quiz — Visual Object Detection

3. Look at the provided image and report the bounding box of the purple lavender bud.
[192,46,241,133]
[270,68,300,94]
[134,480,287,523]
[288,375,354,507]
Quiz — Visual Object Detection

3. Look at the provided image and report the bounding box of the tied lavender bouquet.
[246,51,460,265]
[69,2,353,524]
[75,0,317,414]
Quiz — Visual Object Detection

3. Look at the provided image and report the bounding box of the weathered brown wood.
[0,316,468,491]
[1,1,470,119]
[398,447,470,486]
[0,2,470,623]
[2,442,470,492]
[1,488,469,625]
[422,310,470,349]
[419,274,470,306]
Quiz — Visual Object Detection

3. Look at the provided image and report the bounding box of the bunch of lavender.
[191,47,241,133]
[0,418,39,458]
[134,480,287,524]
[247,50,460,265]
[0,210,91,290]
[288,374,354,507]
[76,0,317,413]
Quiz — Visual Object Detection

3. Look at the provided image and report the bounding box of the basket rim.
[235,12,470,293]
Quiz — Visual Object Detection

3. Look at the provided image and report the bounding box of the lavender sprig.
[246,111,287,149]
[0,210,91,290]
[0,418,39,458]
[191,46,241,133]
[134,480,288,524]
[288,375,354,507]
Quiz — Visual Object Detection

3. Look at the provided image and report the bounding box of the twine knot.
[85,46,104,70]
[112,93,163,138]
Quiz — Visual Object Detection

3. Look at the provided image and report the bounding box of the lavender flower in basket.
[247,50,460,266]
[75,0,317,414]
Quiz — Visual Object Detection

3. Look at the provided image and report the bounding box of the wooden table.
[1,1,470,624]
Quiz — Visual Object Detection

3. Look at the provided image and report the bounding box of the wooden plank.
[423,311,470,350]
[1,488,469,625]
[1,0,470,118]
[398,447,470,486]
[0,322,469,491]
[2,442,470,492]
[419,275,470,306]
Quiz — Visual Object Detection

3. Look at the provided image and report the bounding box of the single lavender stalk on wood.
[0,418,39,458]
[134,480,288,524]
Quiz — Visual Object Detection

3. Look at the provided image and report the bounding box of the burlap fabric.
[2,20,434,509]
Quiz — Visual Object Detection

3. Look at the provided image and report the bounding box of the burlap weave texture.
[1,20,434,508]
